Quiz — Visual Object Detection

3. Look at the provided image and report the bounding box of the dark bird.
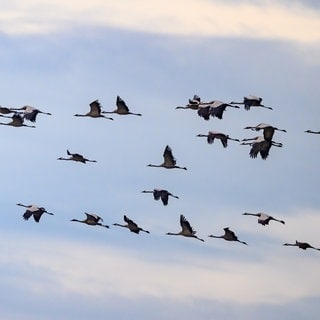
[57,150,97,164]
[166,214,204,242]
[244,123,286,141]
[71,213,109,228]
[176,94,201,110]
[148,145,187,170]
[241,136,282,160]
[0,112,35,128]
[230,95,273,110]
[17,203,53,222]
[113,215,149,234]
[305,130,320,134]
[242,212,285,226]
[197,101,239,120]
[74,100,113,120]
[11,106,51,122]
[196,131,240,147]
[141,189,179,206]
[208,227,247,245]
[283,240,320,251]
[102,96,142,116]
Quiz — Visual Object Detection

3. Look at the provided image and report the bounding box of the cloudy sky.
[0,1,320,319]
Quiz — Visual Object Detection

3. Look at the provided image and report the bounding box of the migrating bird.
[196,131,240,148]
[176,94,201,110]
[113,215,149,234]
[208,227,247,245]
[283,240,320,251]
[141,189,179,206]
[57,150,97,164]
[0,112,35,128]
[166,214,204,242]
[244,123,286,141]
[241,136,283,160]
[242,212,285,226]
[74,100,113,120]
[11,106,51,122]
[148,145,187,170]
[197,101,239,120]
[305,130,320,134]
[102,96,142,116]
[230,95,273,110]
[17,203,54,222]
[71,213,109,228]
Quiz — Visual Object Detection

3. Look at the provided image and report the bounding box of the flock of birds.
[2,94,320,252]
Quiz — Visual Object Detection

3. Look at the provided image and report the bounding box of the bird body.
[197,131,239,147]
[166,214,204,242]
[71,213,109,228]
[244,123,286,141]
[209,227,247,245]
[74,100,113,120]
[102,96,142,116]
[148,145,187,170]
[17,203,53,222]
[0,112,35,128]
[230,95,273,110]
[141,189,179,206]
[283,241,320,251]
[242,212,285,226]
[113,215,149,234]
[58,150,97,163]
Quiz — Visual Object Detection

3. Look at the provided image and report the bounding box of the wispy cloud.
[0,1,319,43]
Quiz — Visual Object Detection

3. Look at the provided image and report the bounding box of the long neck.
[166,232,181,236]
[113,223,126,228]
[148,164,162,168]
[243,213,259,217]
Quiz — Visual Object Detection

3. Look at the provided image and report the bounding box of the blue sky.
[0,1,320,319]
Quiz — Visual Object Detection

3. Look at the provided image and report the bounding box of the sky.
[0,1,320,319]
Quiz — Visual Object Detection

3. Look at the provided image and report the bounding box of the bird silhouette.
[74,100,113,120]
[113,215,149,234]
[71,213,109,228]
[17,203,53,222]
[141,189,179,206]
[209,227,247,245]
[242,212,285,226]
[102,96,142,116]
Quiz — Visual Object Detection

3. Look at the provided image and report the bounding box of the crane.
[166,214,204,242]
[141,189,179,206]
[241,136,282,160]
[57,150,97,164]
[208,227,247,245]
[242,212,285,226]
[196,131,240,147]
[244,123,286,141]
[74,100,113,120]
[113,215,149,234]
[283,240,320,251]
[230,95,273,110]
[176,94,201,110]
[197,101,239,120]
[102,96,142,116]
[0,113,35,128]
[71,213,109,228]
[17,203,53,222]
[11,106,51,122]
[148,145,187,170]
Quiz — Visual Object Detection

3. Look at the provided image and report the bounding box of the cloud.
[0,1,319,43]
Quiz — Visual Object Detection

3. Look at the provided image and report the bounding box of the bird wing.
[197,106,210,120]
[249,142,262,158]
[32,210,44,222]
[153,189,162,201]
[210,105,227,119]
[12,113,24,125]
[85,213,102,222]
[23,210,33,221]
[124,215,135,226]
[116,96,130,113]
[163,145,176,166]
[23,109,38,122]
[89,100,102,114]
[180,215,196,235]
[259,140,272,160]
[160,190,169,205]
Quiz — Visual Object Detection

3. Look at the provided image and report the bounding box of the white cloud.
[0,0,319,43]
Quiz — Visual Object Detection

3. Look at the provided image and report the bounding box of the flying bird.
[113,215,149,234]
[0,112,35,128]
[208,227,247,245]
[305,130,320,134]
[74,100,113,120]
[148,145,187,170]
[141,189,179,206]
[230,95,273,110]
[57,150,97,164]
[102,96,142,116]
[242,212,285,226]
[283,241,320,251]
[196,131,240,147]
[166,214,204,242]
[71,213,109,228]
[176,94,201,110]
[11,106,51,122]
[197,101,239,120]
[244,123,286,141]
[241,136,282,160]
[17,203,53,222]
